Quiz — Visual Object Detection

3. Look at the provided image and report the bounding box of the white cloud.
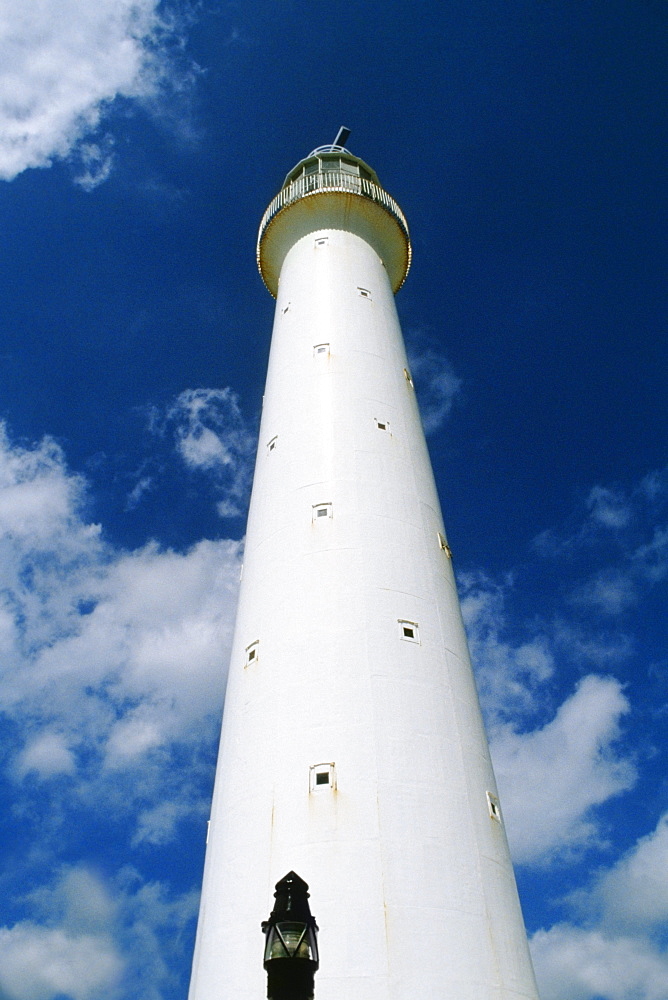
[15,730,76,779]
[590,812,668,932]
[533,467,668,564]
[551,621,634,668]
[27,867,117,934]
[408,348,462,434]
[0,0,193,183]
[492,675,636,865]
[639,467,668,504]
[115,869,200,1000]
[0,923,122,1000]
[0,866,198,1000]
[529,812,668,999]
[587,485,632,530]
[460,571,555,723]
[633,525,668,584]
[459,571,637,866]
[13,535,242,766]
[73,135,115,191]
[125,473,154,510]
[531,924,668,1000]
[570,568,638,616]
[0,422,241,841]
[0,425,93,546]
[131,799,197,847]
[167,388,256,517]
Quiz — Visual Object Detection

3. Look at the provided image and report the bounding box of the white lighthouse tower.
[188,134,540,1000]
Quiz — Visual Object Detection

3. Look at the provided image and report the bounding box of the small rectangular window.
[399,619,419,643]
[357,287,371,299]
[375,418,390,433]
[487,791,502,823]
[267,436,278,453]
[403,367,414,388]
[315,237,328,247]
[312,502,332,522]
[314,343,330,357]
[245,641,259,667]
[281,302,290,314]
[309,762,336,792]
[437,533,453,558]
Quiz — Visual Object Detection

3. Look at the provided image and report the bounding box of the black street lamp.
[261,871,319,1000]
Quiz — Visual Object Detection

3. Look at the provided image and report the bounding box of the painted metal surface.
[188,155,540,1000]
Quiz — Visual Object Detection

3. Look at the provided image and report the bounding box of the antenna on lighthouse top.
[333,126,351,148]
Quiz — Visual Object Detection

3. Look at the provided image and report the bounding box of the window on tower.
[375,418,390,433]
[245,641,259,667]
[312,503,332,522]
[357,287,371,299]
[438,533,453,558]
[487,792,502,823]
[309,763,336,792]
[267,436,278,453]
[313,343,329,357]
[398,620,420,643]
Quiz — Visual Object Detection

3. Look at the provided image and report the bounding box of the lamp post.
[261,872,319,1000]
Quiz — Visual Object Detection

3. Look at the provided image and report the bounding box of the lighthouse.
[187,134,540,1000]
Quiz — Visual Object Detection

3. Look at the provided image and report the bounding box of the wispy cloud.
[569,568,638,616]
[165,388,257,517]
[73,136,116,192]
[587,485,633,530]
[460,569,555,723]
[533,467,668,561]
[551,621,634,669]
[407,347,462,434]
[531,466,668,631]
[0,0,197,184]
[633,525,668,584]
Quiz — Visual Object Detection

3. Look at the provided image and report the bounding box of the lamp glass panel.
[277,922,311,959]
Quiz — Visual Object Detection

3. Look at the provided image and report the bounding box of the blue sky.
[0,2,666,998]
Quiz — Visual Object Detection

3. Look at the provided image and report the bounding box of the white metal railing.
[257,171,410,251]
[308,144,351,155]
